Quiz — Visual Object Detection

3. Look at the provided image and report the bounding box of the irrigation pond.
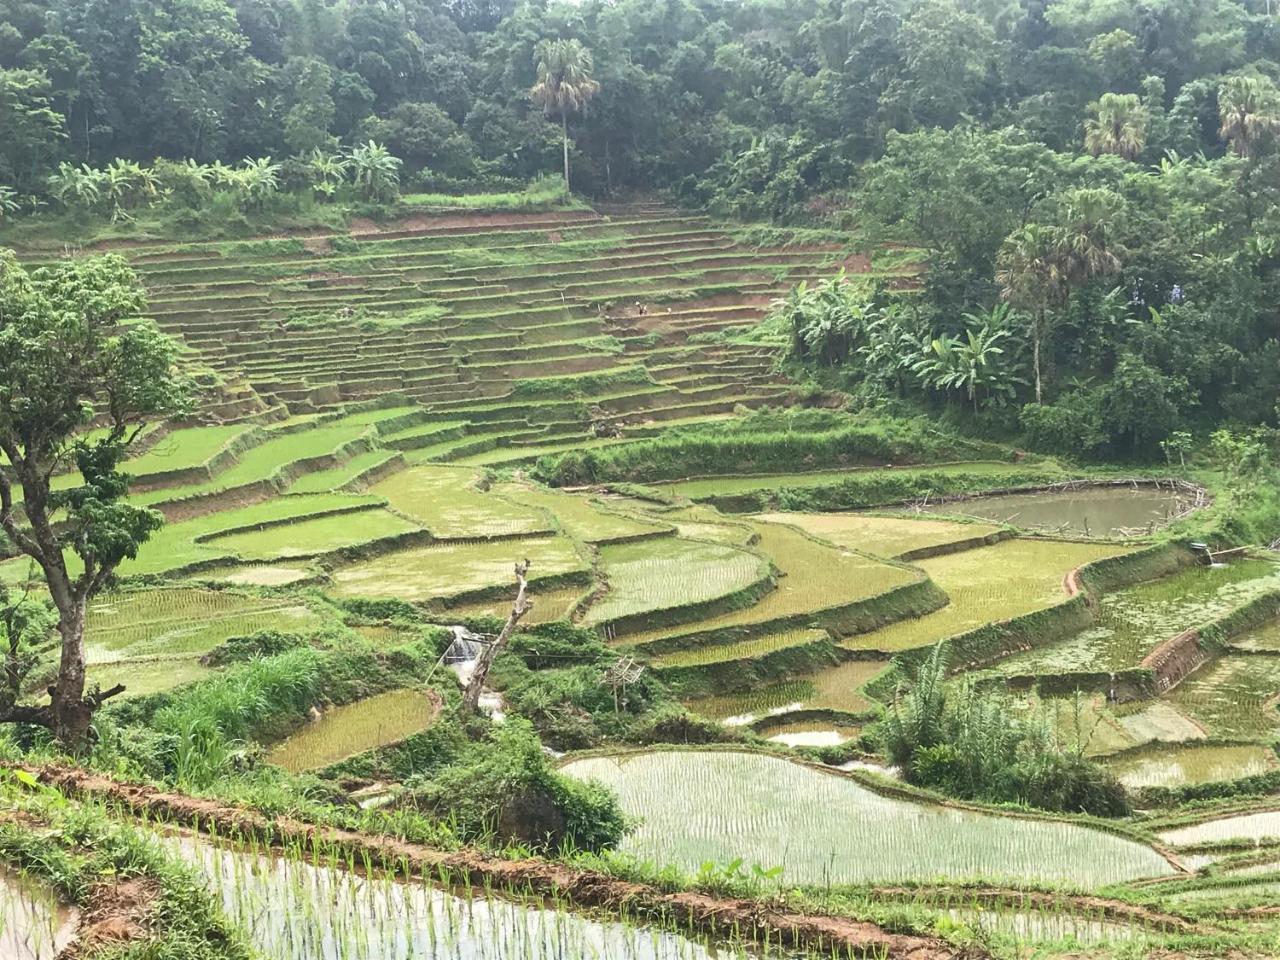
[561,750,1177,886]
[919,484,1195,537]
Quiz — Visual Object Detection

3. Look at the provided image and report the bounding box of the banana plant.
[347,140,402,203]
[47,162,107,211]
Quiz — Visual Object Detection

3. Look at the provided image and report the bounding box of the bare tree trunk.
[561,113,571,193]
[1032,320,1043,405]
[461,561,532,715]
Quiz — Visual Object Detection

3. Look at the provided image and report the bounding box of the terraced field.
[14,200,1280,956]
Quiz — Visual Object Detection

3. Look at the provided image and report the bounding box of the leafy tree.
[1083,92,1148,159]
[1218,75,1280,160]
[0,573,55,718]
[0,252,192,751]
[912,306,1026,411]
[529,38,600,192]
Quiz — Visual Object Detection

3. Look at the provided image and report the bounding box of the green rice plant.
[1105,743,1278,789]
[1170,654,1280,739]
[754,512,1003,559]
[654,628,828,668]
[124,423,256,477]
[86,587,322,662]
[288,449,401,493]
[266,688,438,772]
[201,508,421,560]
[497,483,671,543]
[683,659,887,721]
[562,750,1176,886]
[585,538,771,626]
[624,523,914,645]
[845,538,1131,654]
[372,465,551,538]
[994,558,1280,675]
[331,535,588,603]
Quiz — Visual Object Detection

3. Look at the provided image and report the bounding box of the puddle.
[0,868,78,960]
[266,689,437,772]
[1105,743,1277,788]
[684,659,885,722]
[760,720,861,747]
[160,830,770,959]
[922,485,1193,537]
[563,750,1176,886]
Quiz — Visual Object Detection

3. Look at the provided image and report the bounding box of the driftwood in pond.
[461,559,531,715]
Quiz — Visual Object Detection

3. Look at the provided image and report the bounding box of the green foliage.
[536,411,1005,486]
[405,718,628,852]
[880,643,1130,817]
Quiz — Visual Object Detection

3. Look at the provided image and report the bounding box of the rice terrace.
[5,1,1280,958]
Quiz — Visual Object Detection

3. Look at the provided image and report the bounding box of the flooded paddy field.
[993,558,1280,676]
[562,750,1176,886]
[161,830,795,960]
[0,869,77,960]
[1105,743,1278,789]
[920,484,1195,537]
[266,688,438,772]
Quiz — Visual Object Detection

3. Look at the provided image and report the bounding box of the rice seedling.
[663,461,1029,500]
[331,536,587,602]
[1170,655,1280,739]
[496,483,671,543]
[561,750,1176,886]
[123,422,255,477]
[373,466,551,538]
[994,558,1280,675]
[85,587,322,663]
[288,450,401,493]
[922,485,1192,537]
[196,563,315,586]
[267,689,438,772]
[1104,744,1278,789]
[1159,810,1280,846]
[624,523,913,645]
[0,868,77,960]
[683,659,887,722]
[939,905,1139,945]
[652,628,828,668]
[585,538,770,626]
[844,538,1129,653]
[754,512,1003,559]
[203,508,421,560]
[444,583,587,624]
[86,658,218,698]
[155,828,776,960]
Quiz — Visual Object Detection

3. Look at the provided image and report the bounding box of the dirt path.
[57,876,159,960]
[16,762,978,960]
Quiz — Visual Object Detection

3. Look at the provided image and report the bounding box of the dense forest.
[3,0,1280,457]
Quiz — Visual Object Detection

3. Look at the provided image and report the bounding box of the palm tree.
[1056,188,1124,286]
[529,38,600,193]
[347,141,401,203]
[1084,93,1148,160]
[1219,75,1280,160]
[996,223,1064,404]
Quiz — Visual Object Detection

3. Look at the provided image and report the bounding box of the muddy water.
[1105,744,1277,788]
[161,832,770,960]
[758,720,861,747]
[0,869,77,960]
[266,689,436,772]
[923,486,1191,537]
